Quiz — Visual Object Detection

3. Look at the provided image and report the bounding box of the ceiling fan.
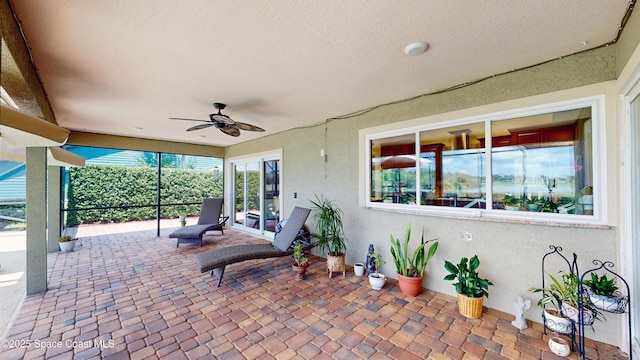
[170,102,265,137]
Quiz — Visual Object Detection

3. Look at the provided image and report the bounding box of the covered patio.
[0,223,628,359]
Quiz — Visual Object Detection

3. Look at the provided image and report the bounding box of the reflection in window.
[419,122,486,208]
[367,103,596,218]
[490,108,592,214]
[263,160,280,232]
[371,135,416,204]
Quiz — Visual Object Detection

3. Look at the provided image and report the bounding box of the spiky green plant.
[310,194,347,256]
[389,221,438,277]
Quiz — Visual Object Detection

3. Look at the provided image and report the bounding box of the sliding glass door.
[630,93,640,354]
[231,153,281,237]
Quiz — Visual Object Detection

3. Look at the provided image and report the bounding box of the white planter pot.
[505,205,520,211]
[587,290,627,313]
[59,240,77,252]
[579,195,593,205]
[542,309,572,335]
[354,263,365,276]
[368,274,386,290]
[548,336,570,357]
[561,302,594,325]
[526,204,541,212]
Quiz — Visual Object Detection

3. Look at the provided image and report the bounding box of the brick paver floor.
[0,223,630,359]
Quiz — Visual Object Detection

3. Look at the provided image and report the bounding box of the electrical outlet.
[460,231,472,241]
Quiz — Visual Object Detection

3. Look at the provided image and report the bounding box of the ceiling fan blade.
[233,122,265,132]
[186,123,215,131]
[220,126,241,137]
[170,117,209,123]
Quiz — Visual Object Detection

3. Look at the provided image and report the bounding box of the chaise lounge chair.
[195,206,312,287]
[169,198,229,248]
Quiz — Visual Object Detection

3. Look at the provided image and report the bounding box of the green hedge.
[66,165,222,226]
[234,170,260,212]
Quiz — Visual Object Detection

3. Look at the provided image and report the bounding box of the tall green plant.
[310,194,346,256]
[389,221,438,277]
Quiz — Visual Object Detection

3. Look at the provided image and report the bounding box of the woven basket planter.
[327,254,345,278]
[457,293,484,319]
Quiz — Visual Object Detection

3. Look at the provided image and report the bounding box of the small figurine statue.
[365,244,376,276]
[511,295,531,330]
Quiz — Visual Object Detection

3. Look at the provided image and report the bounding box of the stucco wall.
[226,45,626,345]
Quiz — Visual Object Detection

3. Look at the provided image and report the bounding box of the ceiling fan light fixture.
[210,113,234,124]
[404,42,429,56]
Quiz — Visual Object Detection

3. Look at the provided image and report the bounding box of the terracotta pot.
[292,264,308,281]
[457,293,484,319]
[396,273,424,297]
[327,254,345,278]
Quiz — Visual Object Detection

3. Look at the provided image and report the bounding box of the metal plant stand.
[539,245,632,360]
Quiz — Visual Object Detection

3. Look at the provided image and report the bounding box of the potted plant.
[368,251,386,290]
[531,272,603,329]
[583,273,627,313]
[503,197,522,211]
[529,273,573,334]
[310,194,348,278]
[525,198,543,212]
[291,241,309,281]
[555,272,603,327]
[578,185,593,215]
[389,221,438,296]
[443,255,493,318]
[57,235,77,252]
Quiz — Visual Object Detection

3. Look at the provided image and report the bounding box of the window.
[366,96,603,224]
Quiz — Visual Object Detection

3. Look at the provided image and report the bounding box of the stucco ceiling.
[6,0,631,147]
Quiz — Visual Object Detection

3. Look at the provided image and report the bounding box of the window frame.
[364,95,606,225]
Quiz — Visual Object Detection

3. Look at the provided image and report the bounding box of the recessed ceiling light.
[404,42,429,56]
[134,127,143,131]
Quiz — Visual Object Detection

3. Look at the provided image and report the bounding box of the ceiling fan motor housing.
[210,113,234,124]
